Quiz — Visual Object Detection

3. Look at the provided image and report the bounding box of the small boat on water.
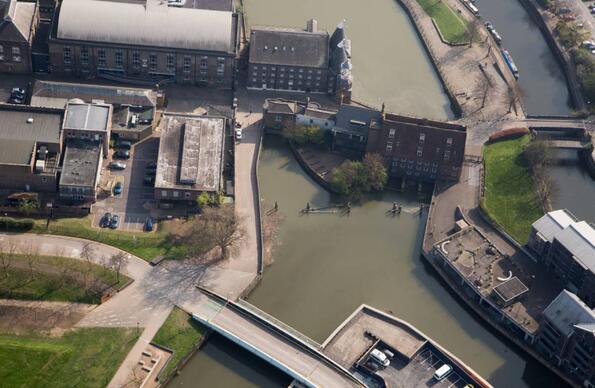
[485,22,502,46]
[462,0,480,16]
[501,49,519,79]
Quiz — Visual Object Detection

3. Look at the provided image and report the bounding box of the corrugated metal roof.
[57,0,234,52]
[0,107,62,145]
[555,221,595,272]
[543,290,595,338]
[532,210,576,243]
[64,103,110,132]
[0,139,34,165]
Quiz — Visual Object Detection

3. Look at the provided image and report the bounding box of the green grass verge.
[483,135,544,243]
[417,0,469,44]
[0,327,139,388]
[0,254,130,304]
[152,307,206,382]
[31,217,186,261]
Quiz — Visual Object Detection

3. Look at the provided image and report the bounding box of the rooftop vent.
[26,118,34,124]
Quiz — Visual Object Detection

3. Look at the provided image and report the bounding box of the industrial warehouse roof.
[543,290,595,338]
[532,209,577,243]
[0,139,35,165]
[249,26,329,68]
[155,114,224,192]
[555,221,595,273]
[59,139,102,187]
[56,0,235,52]
[64,102,110,132]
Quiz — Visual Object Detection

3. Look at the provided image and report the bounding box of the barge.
[501,49,519,79]
[485,22,502,45]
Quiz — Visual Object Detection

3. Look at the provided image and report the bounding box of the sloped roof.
[64,103,110,132]
[264,99,298,114]
[57,0,235,52]
[249,26,329,68]
[0,138,34,165]
[555,221,595,273]
[543,290,595,338]
[0,0,36,43]
[334,104,381,135]
[532,209,577,243]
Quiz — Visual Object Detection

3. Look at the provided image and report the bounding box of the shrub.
[0,217,34,231]
[330,154,388,199]
[572,48,595,104]
[287,125,325,146]
[488,127,530,143]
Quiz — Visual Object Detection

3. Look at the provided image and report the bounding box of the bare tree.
[473,72,491,110]
[502,83,523,115]
[23,243,40,282]
[467,18,482,48]
[108,251,129,284]
[178,205,245,261]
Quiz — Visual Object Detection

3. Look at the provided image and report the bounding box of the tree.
[18,199,38,216]
[502,83,523,115]
[467,18,482,48]
[363,154,388,191]
[523,140,552,170]
[330,154,388,199]
[196,192,210,208]
[286,125,325,146]
[177,206,245,260]
[108,251,128,284]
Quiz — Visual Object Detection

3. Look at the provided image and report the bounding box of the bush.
[0,217,34,231]
[287,125,325,146]
[488,127,530,143]
[330,154,388,199]
[572,48,595,104]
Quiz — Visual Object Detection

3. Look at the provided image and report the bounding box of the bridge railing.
[236,299,323,350]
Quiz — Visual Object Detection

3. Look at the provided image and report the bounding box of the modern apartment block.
[529,210,595,308]
[248,19,352,102]
[48,0,239,87]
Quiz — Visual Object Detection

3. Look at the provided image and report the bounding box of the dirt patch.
[0,299,95,336]
[262,202,285,267]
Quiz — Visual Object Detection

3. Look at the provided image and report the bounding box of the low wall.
[516,0,585,111]
[395,0,464,118]
[287,140,337,194]
[254,123,265,275]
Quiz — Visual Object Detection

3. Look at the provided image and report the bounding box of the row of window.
[0,46,22,63]
[385,142,452,160]
[63,47,225,75]
[253,65,322,75]
[387,129,454,147]
[161,190,193,199]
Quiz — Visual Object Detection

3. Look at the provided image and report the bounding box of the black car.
[100,212,112,228]
[146,162,157,173]
[113,150,130,159]
[143,174,155,186]
[116,140,132,149]
[108,161,126,170]
[109,214,120,229]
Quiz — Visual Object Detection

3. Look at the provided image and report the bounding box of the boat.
[501,49,519,79]
[462,0,480,16]
[484,22,502,45]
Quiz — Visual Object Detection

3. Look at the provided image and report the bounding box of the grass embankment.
[482,135,544,243]
[417,0,469,44]
[0,327,139,388]
[152,307,206,382]
[0,254,129,304]
[31,217,185,261]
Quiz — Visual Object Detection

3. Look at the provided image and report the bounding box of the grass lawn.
[152,307,206,381]
[483,135,544,243]
[31,216,186,261]
[0,327,139,388]
[417,0,469,44]
[0,254,130,304]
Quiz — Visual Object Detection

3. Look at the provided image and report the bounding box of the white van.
[370,349,390,367]
[433,364,453,381]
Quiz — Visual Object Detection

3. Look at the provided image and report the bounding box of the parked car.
[113,182,123,195]
[433,364,453,381]
[370,349,390,368]
[143,174,155,185]
[8,95,24,104]
[235,128,243,141]
[116,140,132,149]
[144,217,154,232]
[146,162,157,173]
[109,214,120,229]
[100,212,112,228]
[113,149,130,159]
[108,161,126,170]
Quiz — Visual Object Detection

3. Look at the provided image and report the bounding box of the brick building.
[0,0,38,73]
[48,0,239,87]
[248,19,352,101]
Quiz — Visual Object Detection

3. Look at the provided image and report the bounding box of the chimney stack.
[306,19,318,33]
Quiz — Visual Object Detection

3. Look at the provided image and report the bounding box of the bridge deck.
[544,140,591,149]
[192,293,363,388]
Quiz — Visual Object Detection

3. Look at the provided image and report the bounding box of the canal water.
[472,0,573,115]
[244,0,454,120]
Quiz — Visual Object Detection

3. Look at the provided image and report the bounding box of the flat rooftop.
[59,140,102,187]
[64,103,110,132]
[435,226,563,334]
[155,114,225,192]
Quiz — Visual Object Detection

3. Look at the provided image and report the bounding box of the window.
[161,190,167,197]
[41,177,47,183]
[419,133,426,143]
[166,53,175,72]
[446,137,453,146]
[0,46,3,61]
[386,142,393,152]
[444,150,451,161]
[388,129,396,138]
[80,47,89,65]
[12,46,20,55]
[395,141,400,148]
[115,50,123,68]
[417,146,423,157]
[183,56,191,73]
[173,191,179,198]
[149,53,157,71]
[132,51,140,68]
[98,48,106,66]
[200,57,208,69]
[275,114,282,122]
[63,46,72,64]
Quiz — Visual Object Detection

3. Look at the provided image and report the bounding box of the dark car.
[143,174,155,186]
[8,96,24,104]
[100,212,112,228]
[109,214,119,229]
[146,162,157,173]
[116,140,132,149]
[113,150,130,159]
[108,161,126,170]
[113,182,123,195]
[144,217,154,232]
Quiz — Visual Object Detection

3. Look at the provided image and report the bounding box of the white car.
[235,128,243,141]
[370,348,390,367]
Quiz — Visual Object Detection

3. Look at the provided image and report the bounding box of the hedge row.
[0,217,34,231]
[488,127,530,143]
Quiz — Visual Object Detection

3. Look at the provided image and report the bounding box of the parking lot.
[93,136,159,231]
[377,348,472,388]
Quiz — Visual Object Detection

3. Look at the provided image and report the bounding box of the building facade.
[0,0,38,73]
[48,0,239,87]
